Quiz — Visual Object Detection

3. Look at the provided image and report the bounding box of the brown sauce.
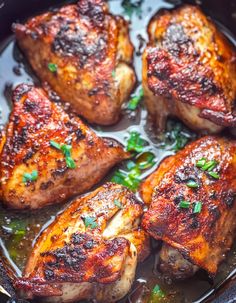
[0,1,235,302]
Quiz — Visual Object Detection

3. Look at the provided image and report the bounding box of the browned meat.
[13,0,136,125]
[0,84,129,209]
[141,136,236,278]
[16,183,150,303]
[142,5,236,133]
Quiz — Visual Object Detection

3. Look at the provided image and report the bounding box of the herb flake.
[23,170,38,183]
[48,62,57,73]
[83,216,98,229]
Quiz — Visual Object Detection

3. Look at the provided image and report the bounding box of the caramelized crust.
[16,183,150,302]
[143,5,236,133]
[13,0,136,125]
[0,84,129,209]
[141,136,236,275]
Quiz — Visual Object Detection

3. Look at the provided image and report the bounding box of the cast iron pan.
[0,1,235,303]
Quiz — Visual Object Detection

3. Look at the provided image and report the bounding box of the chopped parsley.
[50,140,76,169]
[127,88,144,110]
[23,170,38,183]
[114,199,123,209]
[193,201,202,214]
[126,131,146,153]
[83,216,98,229]
[48,62,57,73]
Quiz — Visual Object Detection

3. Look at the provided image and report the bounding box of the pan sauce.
[0,0,235,302]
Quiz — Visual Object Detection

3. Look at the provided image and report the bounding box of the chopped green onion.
[196,158,206,168]
[83,216,98,229]
[66,157,76,169]
[201,160,218,172]
[111,169,141,191]
[126,160,136,171]
[50,140,61,150]
[114,199,123,209]
[208,171,220,179]
[50,140,76,169]
[23,170,38,183]
[127,88,144,110]
[186,180,199,188]
[193,201,202,214]
[126,131,146,153]
[148,284,165,302]
[137,152,155,170]
[179,200,191,209]
[48,62,57,73]
[162,120,194,152]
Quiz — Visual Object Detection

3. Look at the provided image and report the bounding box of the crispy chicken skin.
[141,136,236,278]
[13,0,136,125]
[16,183,150,303]
[142,5,236,133]
[0,84,129,210]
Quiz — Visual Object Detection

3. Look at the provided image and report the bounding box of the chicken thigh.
[16,183,150,302]
[142,5,236,133]
[13,0,136,125]
[0,84,128,209]
[141,136,236,279]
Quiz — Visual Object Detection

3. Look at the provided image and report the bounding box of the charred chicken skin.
[141,136,236,279]
[13,0,136,125]
[16,183,150,303]
[0,84,129,210]
[142,5,236,133]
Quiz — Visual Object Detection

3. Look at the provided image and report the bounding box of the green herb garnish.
[196,158,206,168]
[111,169,141,191]
[83,216,98,229]
[126,131,146,153]
[126,160,136,171]
[186,180,199,188]
[48,63,57,73]
[201,160,218,172]
[137,152,155,169]
[127,88,144,110]
[112,70,116,78]
[23,170,38,183]
[114,199,123,209]
[179,200,191,209]
[163,120,194,152]
[148,284,165,303]
[121,0,143,18]
[208,171,220,179]
[193,201,202,214]
[50,140,76,169]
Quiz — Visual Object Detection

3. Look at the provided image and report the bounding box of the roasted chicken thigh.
[13,0,136,125]
[16,183,150,302]
[142,5,236,133]
[0,84,128,209]
[141,136,236,279]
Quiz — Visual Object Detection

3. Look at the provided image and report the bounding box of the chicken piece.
[141,136,236,279]
[142,5,236,133]
[0,84,129,210]
[13,0,136,125]
[16,183,150,303]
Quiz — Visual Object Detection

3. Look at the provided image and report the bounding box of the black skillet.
[0,0,235,302]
